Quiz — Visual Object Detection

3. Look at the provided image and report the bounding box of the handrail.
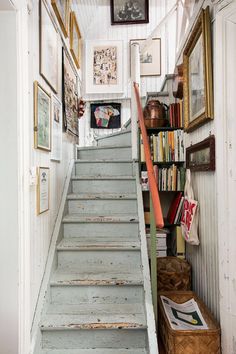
[133,82,164,229]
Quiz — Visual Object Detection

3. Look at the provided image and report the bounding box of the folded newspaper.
[161,295,208,330]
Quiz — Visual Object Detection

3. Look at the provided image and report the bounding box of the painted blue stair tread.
[41,349,147,354]
[67,193,137,200]
[75,159,133,163]
[71,176,136,180]
[57,238,141,251]
[62,214,139,223]
[77,144,132,151]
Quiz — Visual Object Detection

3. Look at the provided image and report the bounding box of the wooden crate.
[158,291,221,354]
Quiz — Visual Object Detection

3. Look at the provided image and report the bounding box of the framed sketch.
[70,11,82,69]
[91,102,121,129]
[110,0,149,25]
[51,95,62,161]
[130,38,161,76]
[183,6,213,132]
[186,136,215,171]
[51,0,70,37]
[40,0,59,92]
[37,167,50,214]
[34,81,51,151]
[86,40,123,94]
[62,47,78,136]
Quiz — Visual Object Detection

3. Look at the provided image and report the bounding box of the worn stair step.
[74,160,133,177]
[67,193,137,215]
[57,237,140,250]
[71,176,136,194]
[96,130,131,146]
[41,348,147,354]
[77,145,132,160]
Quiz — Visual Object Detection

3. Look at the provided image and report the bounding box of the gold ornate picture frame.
[70,11,82,69]
[183,6,213,132]
[51,0,70,37]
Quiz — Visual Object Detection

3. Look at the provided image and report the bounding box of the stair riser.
[50,285,144,305]
[72,179,136,194]
[57,250,141,270]
[75,162,133,177]
[97,133,131,147]
[68,199,137,215]
[78,147,131,160]
[42,329,147,349]
[63,222,139,239]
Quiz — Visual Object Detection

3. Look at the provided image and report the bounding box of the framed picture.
[130,38,161,76]
[91,102,121,129]
[37,167,50,214]
[70,11,82,69]
[183,6,213,132]
[62,47,79,136]
[34,81,51,151]
[85,40,123,94]
[51,0,70,37]
[51,94,62,161]
[110,0,149,25]
[40,0,59,93]
[186,135,215,171]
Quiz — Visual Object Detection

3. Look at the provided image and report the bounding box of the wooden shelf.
[145,127,184,133]
[141,161,185,166]
[142,190,184,193]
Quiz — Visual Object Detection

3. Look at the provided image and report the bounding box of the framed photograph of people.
[130,38,161,76]
[51,94,62,161]
[34,81,51,151]
[110,0,149,25]
[186,136,215,171]
[70,11,82,69]
[85,40,123,94]
[51,0,70,37]
[37,167,50,214]
[183,6,213,132]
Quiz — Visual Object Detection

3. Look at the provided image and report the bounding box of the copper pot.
[143,100,168,128]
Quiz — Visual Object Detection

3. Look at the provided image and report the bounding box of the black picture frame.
[91,102,121,129]
[186,135,215,171]
[110,0,149,25]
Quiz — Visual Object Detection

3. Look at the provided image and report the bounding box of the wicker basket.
[158,291,221,354]
[157,257,191,291]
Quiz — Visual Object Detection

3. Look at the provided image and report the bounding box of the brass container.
[143,100,168,128]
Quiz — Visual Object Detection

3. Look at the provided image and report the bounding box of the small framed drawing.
[110,0,149,25]
[37,167,50,214]
[130,38,161,76]
[40,0,59,93]
[51,0,70,37]
[183,6,213,132]
[51,95,62,161]
[85,40,123,94]
[186,135,215,171]
[91,102,121,129]
[34,81,51,151]
[70,11,82,69]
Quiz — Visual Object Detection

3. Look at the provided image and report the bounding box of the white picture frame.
[51,94,62,162]
[37,167,50,215]
[85,40,123,94]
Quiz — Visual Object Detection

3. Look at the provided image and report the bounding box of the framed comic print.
[183,6,213,132]
[51,94,62,161]
[37,167,50,214]
[70,11,82,69]
[51,0,70,37]
[186,136,215,171]
[110,0,149,25]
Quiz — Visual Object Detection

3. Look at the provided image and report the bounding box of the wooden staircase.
[34,129,158,354]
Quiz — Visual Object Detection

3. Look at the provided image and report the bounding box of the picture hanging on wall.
[70,11,82,69]
[62,47,79,137]
[186,135,215,172]
[90,102,121,129]
[85,40,123,94]
[130,38,161,76]
[34,81,51,151]
[110,0,149,25]
[40,0,59,93]
[51,94,62,162]
[37,167,50,215]
[51,0,70,37]
[183,6,213,132]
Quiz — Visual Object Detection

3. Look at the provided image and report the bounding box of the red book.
[167,192,183,224]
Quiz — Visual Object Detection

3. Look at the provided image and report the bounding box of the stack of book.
[166,192,184,225]
[168,101,183,128]
[141,167,185,192]
[146,229,168,258]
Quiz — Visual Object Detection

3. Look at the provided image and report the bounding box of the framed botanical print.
[51,0,70,37]
[70,11,81,69]
[40,0,59,92]
[37,167,50,214]
[183,6,213,132]
[34,81,51,151]
[110,0,149,25]
[186,135,215,171]
[51,94,62,161]
[130,38,161,76]
[85,40,123,94]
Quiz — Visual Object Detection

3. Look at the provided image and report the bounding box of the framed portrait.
[130,38,161,76]
[90,102,121,129]
[40,0,59,93]
[34,81,51,151]
[62,47,79,136]
[110,0,149,25]
[70,11,82,69]
[37,167,50,215]
[186,136,215,171]
[85,40,123,94]
[183,6,213,132]
[51,0,70,37]
[51,95,62,161]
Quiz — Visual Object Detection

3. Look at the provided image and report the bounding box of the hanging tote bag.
[181,169,200,245]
